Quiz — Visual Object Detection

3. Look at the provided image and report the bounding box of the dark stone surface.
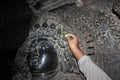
[0,0,33,80]
[13,3,120,79]
[0,0,120,80]
[25,0,76,15]
[113,0,120,18]
[13,13,85,80]
[51,3,120,80]
[0,0,33,52]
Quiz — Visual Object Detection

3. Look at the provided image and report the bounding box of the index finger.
[65,34,76,39]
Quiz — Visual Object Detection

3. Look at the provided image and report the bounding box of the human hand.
[65,34,79,49]
[65,34,84,60]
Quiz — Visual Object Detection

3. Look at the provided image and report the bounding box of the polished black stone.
[28,41,58,73]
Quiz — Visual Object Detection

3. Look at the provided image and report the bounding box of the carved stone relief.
[13,1,120,80]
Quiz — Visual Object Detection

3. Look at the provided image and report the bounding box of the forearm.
[70,47,84,60]
[65,33,111,80]
[71,47,111,80]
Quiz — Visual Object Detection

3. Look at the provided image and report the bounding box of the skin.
[65,34,84,61]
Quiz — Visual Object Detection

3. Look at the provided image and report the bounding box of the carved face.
[27,41,58,74]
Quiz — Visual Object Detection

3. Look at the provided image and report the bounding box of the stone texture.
[25,0,77,15]
[13,13,85,80]
[13,0,120,80]
[113,0,120,18]
[51,3,120,80]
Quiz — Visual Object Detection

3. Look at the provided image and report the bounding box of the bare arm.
[65,34,84,60]
[65,33,112,80]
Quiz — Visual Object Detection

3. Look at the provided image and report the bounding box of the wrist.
[70,47,84,60]
[69,44,78,48]
[70,46,79,51]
